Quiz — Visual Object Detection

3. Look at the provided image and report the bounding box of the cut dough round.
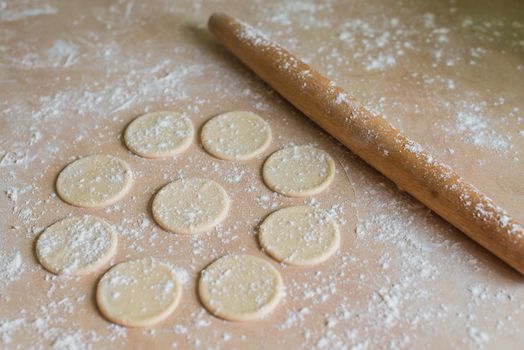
[56,155,133,208]
[262,145,335,197]
[201,111,271,160]
[152,178,230,234]
[96,258,182,327]
[198,254,283,321]
[36,215,117,275]
[259,206,340,266]
[124,111,194,158]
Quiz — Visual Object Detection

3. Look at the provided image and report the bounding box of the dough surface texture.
[96,258,182,327]
[36,215,117,275]
[56,154,133,208]
[262,145,335,197]
[152,178,230,234]
[198,254,283,321]
[124,111,194,158]
[201,111,271,160]
[259,206,340,266]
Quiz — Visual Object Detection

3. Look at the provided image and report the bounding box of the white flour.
[1,0,523,349]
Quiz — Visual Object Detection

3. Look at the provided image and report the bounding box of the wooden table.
[1,0,523,348]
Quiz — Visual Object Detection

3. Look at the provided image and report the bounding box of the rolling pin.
[207,13,524,275]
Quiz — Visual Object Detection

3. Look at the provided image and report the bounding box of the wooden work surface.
[1,0,523,349]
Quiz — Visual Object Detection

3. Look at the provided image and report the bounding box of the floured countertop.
[1,0,523,349]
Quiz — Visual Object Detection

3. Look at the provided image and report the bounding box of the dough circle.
[198,254,283,321]
[152,178,230,234]
[201,111,271,160]
[36,215,117,275]
[56,155,133,208]
[124,111,194,158]
[96,258,182,327]
[259,206,340,266]
[262,145,335,197]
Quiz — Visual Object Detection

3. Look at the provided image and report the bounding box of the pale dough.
[201,111,271,160]
[124,111,194,158]
[152,178,230,234]
[262,145,335,197]
[198,254,283,321]
[259,206,340,266]
[56,155,133,208]
[96,258,182,327]
[36,215,117,275]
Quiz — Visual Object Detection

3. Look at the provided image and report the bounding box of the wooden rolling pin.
[207,13,524,275]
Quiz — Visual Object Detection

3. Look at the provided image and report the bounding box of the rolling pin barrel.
[208,12,524,275]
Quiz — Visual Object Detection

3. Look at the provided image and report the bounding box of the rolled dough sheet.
[262,145,335,197]
[36,215,117,275]
[198,254,283,322]
[96,258,183,327]
[124,111,194,159]
[259,205,340,266]
[152,178,230,234]
[201,111,271,161]
[56,154,133,208]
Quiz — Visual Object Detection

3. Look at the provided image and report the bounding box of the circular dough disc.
[259,206,340,266]
[198,254,283,321]
[96,258,182,327]
[152,178,230,234]
[201,111,271,160]
[56,155,133,208]
[36,215,117,275]
[262,145,335,197]
[124,111,194,158]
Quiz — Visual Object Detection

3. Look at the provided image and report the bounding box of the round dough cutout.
[201,111,271,160]
[124,111,194,158]
[262,145,335,197]
[96,258,182,327]
[152,178,230,234]
[259,206,340,266]
[56,155,133,208]
[36,215,117,275]
[198,254,283,321]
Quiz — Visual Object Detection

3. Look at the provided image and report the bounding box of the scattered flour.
[0,251,24,288]
[0,0,522,349]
